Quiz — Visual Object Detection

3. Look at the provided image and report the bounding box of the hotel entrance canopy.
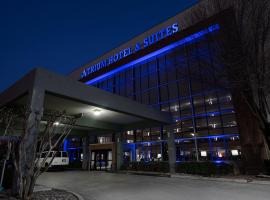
[0,68,172,134]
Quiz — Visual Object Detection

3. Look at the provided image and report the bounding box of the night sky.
[0,0,197,92]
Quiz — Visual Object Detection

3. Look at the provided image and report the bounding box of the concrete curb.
[256,174,270,179]
[250,180,270,185]
[120,170,270,186]
[120,170,170,177]
[68,191,85,200]
[34,184,85,200]
[34,184,52,192]
[171,174,270,185]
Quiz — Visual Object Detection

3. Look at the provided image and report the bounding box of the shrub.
[264,160,270,175]
[121,161,233,176]
[121,161,169,173]
[175,161,233,176]
[0,161,14,189]
[68,160,82,169]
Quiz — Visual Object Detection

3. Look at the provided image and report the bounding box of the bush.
[175,161,233,176]
[68,160,82,169]
[121,161,233,176]
[0,160,14,189]
[121,161,169,173]
[264,160,270,175]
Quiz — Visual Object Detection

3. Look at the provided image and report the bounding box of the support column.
[82,136,90,170]
[115,132,123,171]
[167,129,176,174]
[88,135,96,171]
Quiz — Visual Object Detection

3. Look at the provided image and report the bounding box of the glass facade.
[88,24,241,163]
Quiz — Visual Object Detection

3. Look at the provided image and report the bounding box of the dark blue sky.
[0,0,197,92]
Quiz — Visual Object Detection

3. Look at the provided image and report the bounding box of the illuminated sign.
[86,24,220,85]
[81,23,179,79]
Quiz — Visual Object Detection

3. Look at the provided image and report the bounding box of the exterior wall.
[68,0,233,81]
[68,0,269,173]
[88,24,241,163]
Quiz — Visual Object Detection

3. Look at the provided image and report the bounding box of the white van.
[37,151,69,168]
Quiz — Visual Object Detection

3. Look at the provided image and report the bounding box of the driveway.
[37,171,270,200]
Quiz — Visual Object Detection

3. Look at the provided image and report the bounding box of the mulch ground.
[33,189,79,200]
[0,189,79,200]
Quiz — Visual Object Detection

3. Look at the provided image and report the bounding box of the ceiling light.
[93,109,102,116]
[54,121,60,126]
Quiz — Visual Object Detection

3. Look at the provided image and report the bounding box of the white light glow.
[127,130,133,135]
[93,108,102,116]
[53,121,60,126]
[231,150,239,156]
[218,151,224,158]
[201,151,207,157]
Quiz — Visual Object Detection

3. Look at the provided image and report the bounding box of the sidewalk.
[171,174,270,185]
[120,170,270,185]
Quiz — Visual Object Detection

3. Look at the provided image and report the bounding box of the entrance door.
[91,150,112,171]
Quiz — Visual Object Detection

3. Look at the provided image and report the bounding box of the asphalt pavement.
[37,171,270,200]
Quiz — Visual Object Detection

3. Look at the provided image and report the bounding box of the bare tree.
[0,106,79,200]
[0,106,18,191]
[188,0,270,153]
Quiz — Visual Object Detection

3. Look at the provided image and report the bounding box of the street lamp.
[191,132,199,161]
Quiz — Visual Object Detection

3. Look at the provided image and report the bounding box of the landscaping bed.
[121,161,234,176]
[176,161,233,176]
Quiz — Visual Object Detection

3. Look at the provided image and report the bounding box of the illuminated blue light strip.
[126,140,167,145]
[67,147,82,150]
[124,133,239,145]
[86,24,220,85]
[175,133,239,142]
[213,160,225,164]
[174,108,235,121]
[149,88,224,107]
[176,160,226,164]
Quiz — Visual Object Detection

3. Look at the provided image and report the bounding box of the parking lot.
[37,171,270,200]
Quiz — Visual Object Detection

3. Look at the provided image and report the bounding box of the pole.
[0,141,11,191]
[194,133,199,162]
[0,160,7,189]
[192,132,199,162]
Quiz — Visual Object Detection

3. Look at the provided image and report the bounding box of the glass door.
[91,150,112,171]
